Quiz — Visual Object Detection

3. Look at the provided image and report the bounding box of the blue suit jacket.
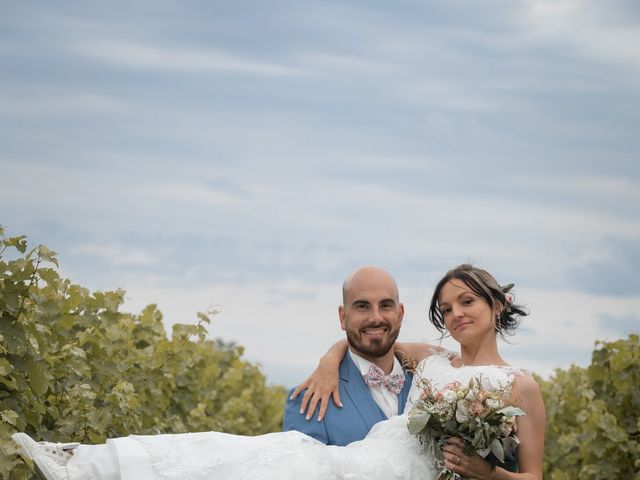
[282,352,413,446]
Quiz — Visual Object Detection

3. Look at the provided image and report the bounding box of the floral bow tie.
[363,364,405,395]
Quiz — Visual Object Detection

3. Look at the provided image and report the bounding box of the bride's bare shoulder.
[513,370,542,391]
[510,369,544,407]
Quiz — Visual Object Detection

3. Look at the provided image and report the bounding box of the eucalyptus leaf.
[490,438,505,463]
[500,283,514,293]
[497,406,526,417]
[408,411,431,434]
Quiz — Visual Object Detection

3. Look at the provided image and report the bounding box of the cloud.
[72,39,302,76]
[517,0,640,80]
[136,182,248,206]
[569,239,640,296]
[0,92,127,117]
[3,156,637,294]
[70,243,160,267]
[511,173,640,207]
[599,314,640,337]
[299,52,394,74]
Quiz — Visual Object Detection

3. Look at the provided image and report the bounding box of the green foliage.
[0,228,286,480]
[541,334,640,479]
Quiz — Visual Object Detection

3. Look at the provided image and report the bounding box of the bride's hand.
[442,437,493,479]
[290,362,342,422]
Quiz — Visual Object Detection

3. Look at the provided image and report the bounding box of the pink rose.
[470,401,485,416]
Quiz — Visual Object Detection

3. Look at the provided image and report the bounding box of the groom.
[282,266,413,446]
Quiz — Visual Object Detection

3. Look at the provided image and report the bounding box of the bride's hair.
[428,264,528,340]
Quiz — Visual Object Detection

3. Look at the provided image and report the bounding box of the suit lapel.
[340,353,387,429]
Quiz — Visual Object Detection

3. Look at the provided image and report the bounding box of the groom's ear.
[339,305,347,330]
[398,303,405,326]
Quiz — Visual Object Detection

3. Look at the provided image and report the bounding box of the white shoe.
[12,433,76,480]
[33,453,71,480]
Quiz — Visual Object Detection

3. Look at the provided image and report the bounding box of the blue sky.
[2,0,639,386]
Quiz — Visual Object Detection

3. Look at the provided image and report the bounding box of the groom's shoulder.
[282,395,329,444]
[282,384,338,444]
[281,355,355,442]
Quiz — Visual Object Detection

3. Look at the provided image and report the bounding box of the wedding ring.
[454,455,460,465]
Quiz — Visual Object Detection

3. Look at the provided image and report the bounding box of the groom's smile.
[361,325,390,338]
[345,316,400,361]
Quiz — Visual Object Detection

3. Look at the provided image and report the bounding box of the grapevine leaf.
[38,245,59,266]
[0,358,13,376]
[25,357,48,396]
[1,409,19,426]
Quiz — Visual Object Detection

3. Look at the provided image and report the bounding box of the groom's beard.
[345,322,400,358]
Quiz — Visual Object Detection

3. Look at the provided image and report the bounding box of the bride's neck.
[459,339,506,366]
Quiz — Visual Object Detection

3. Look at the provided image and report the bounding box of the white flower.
[443,390,457,403]
[455,400,471,422]
[486,398,501,410]
[500,416,517,436]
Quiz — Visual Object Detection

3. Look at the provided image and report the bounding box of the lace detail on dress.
[133,430,335,480]
[135,432,221,480]
[404,353,522,414]
[234,431,334,480]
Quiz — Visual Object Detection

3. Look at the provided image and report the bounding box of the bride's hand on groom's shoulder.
[290,362,342,422]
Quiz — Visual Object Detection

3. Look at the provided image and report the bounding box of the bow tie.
[363,364,405,395]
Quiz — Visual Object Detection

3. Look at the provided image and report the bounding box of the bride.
[13,264,545,480]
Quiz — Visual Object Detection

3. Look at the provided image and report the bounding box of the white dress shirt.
[348,349,404,419]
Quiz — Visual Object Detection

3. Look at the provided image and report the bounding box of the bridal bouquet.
[407,375,524,480]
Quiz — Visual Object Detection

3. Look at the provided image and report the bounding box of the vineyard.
[540,334,639,478]
[1,228,638,479]
[0,228,286,480]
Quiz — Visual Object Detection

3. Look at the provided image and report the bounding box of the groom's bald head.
[342,266,399,305]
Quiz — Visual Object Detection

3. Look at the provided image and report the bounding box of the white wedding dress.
[99,354,519,480]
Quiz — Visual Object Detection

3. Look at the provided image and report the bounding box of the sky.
[1,0,639,387]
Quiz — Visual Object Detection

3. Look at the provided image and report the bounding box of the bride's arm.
[442,373,545,480]
[292,340,447,421]
[394,341,447,363]
[508,374,545,480]
[289,339,347,421]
